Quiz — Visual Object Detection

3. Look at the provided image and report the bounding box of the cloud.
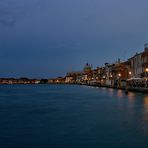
[0,0,20,26]
[0,10,16,26]
[0,0,46,26]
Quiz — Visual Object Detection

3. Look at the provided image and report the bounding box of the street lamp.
[128,71,132,78]
[145,68,148,78]
[110,74,113,86]
[145,68,148,87]
[129,71,132,75]
[118,73,121,88]
[103,76,106,79]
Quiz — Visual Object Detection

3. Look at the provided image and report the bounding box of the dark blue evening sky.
[0,0,148,78]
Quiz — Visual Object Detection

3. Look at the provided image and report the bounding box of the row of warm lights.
[97,68,148,80]
[110,72,131,78]
[114,69,148,77]
[99,68,148,80]
[82,68,148,81]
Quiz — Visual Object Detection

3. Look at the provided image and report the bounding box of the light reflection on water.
[108,88,114,96]
[117,89,124,98]
[143,96,148,125]
[127,92,135,104]
[144,95,148,109]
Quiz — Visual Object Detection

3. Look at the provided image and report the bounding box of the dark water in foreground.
[0,85,148,148]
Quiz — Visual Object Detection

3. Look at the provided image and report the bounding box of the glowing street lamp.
[103,76,106,79]
[129,71,132,75]
[145,68,148,87]
[146,68,148,72]
[145,68,148,79]
[118,73,121,88]
[128,71,132,78]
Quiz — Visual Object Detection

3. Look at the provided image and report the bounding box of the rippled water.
[0,84,148,148]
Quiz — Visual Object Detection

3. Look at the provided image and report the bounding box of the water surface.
[0,84,148,148]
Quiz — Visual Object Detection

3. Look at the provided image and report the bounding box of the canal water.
[0,84,148,148]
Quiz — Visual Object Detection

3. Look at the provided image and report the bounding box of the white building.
[128,52,143,78]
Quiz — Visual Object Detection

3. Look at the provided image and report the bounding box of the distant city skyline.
[0,0,148,78]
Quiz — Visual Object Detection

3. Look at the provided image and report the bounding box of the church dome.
[83,63,92,72]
